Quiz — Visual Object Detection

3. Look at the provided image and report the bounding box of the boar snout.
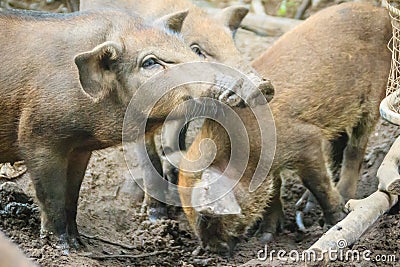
[244,71,275,106]
[221,61,275,107]
[259,78,275,102]
[249,77,275,106]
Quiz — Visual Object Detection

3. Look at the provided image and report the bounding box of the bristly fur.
[180,2,391,254]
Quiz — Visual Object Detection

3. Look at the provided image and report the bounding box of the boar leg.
[322,132,349,183]
[24,146,69,248]
[161,119,188,184]
[160,120,188,216]
[65,150,91,249]
[336,119,371,201]
[299,133,349,224]
[161,119,188,152]
[256,177,284,243]
[297,131,346,225]
[139,133,167,221]
[177,170,198,230]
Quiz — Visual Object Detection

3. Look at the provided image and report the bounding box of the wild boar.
[178,2,391,254]
[0,8,238,250]
[79,0,275,221]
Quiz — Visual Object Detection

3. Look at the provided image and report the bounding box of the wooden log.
[305,191,398,266]
[377,136,400,194]
[239,191,397,266]
[205,7,302,36]
[251,0,265,15]
[240,12,302,36]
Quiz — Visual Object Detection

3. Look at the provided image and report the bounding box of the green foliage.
[277,0,287,16]
[277,0,299,17]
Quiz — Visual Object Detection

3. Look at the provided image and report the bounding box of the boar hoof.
[323,195,347,226]
[303,194,318,214]
[40,230,71,254]
[324,208,347,226]
[44,233,70,255]
[260,232,274,244]
[256,222,282,244]
[69,236,86,250]
[205,241,231,256]
[58,234,70,255]
[203,236,238,256]
[148,206,168,222]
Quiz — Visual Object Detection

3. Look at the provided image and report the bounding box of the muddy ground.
[1,2,400,267]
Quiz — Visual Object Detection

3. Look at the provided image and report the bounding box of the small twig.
[86,247,180,260]
[295,190,310,208]
[80,233,135,250]
[295,211,306,232]
[295,190,310,232]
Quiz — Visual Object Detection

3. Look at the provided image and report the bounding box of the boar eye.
[142,56,161,69]
[190,44,206,59]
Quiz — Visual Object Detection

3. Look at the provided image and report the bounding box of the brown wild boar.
[79,0,275,221]
[178,2,391,254]
[0,8,239,250]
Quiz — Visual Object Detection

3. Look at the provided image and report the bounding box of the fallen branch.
[80,233,135,250]
[205,7,302,36]
[377,136,400,194]
[305,191,398,266]
[251,0,265,15]
[239,190,398,266]
[241,13,302,36]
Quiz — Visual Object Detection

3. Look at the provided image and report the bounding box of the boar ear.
[154,10,189,33]
[74,41,122,102]
[215,6,249,36]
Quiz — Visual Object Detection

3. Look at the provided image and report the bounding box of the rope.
[382,0,400,113]
[383,0,400,17]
